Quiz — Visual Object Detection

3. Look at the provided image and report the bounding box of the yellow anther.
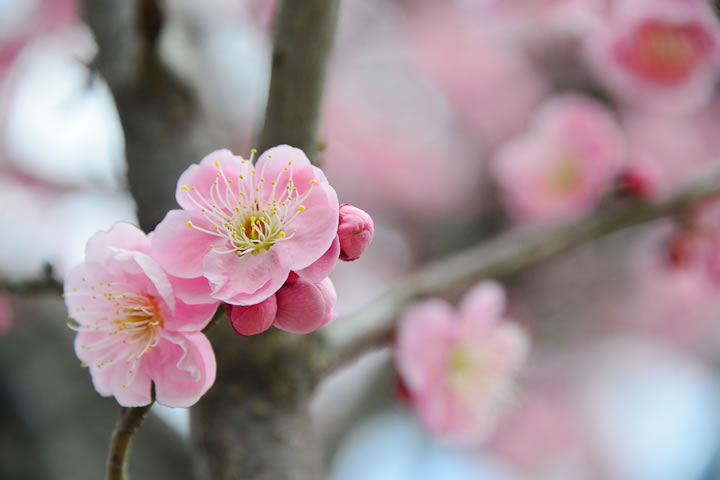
[186,221,193,227]
[251,148,257,153]
[182,185,189,191]
[279,231,286,238]
[310,179,317,185]
[215,160,220,167]
[209,244,214,249]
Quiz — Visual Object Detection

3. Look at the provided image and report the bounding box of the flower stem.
[106,403,153,480]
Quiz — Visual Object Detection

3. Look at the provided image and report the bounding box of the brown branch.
[191,1,342,478]
[107,404,153,480]
[258,0,340,158]
[322,173,720,372]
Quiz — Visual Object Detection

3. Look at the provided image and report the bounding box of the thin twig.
[322,173,720,373]
[107,403,153,480]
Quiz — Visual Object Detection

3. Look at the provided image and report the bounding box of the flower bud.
[226,296,277,336]
[338,204,374,261]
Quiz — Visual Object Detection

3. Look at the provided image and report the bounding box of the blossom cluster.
[63,146,374,407]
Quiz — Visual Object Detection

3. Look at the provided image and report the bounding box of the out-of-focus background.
[3,0,720,479]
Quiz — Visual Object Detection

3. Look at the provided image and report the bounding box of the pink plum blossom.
[584,0,720,113]
[64,223,219,407]
[338,204,374,262]
[394,281,530,445]
[619,104,720,199]
[491,94,624,225]
[226,274,337,335]
[152,146,339,305]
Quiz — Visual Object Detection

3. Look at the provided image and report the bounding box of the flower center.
[66,280,164,387]
[183,150,316,256]
[616,20,712,85]
[546,152,582,195]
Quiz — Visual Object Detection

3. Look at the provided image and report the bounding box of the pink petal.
[226,296,277,336]
[84,222,150,276]
[151,209,215,279]
[63,263,107,317]
[203,248,288,305]
[112,367,154,407]
[458,281,506,331]
[394,299,457,393]
[295,235,340,283]
[113,250,176,315]
[175,149,244,212]
[273,277,337,334]
[147,332,216,408]
[167,274,216,305]
[485,323,531,373]
[255,145,314,183]
[275,206,339,271]
[164,298,219,332]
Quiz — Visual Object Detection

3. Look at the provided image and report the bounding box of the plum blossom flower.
[491,94,624,225]
[64,223,219,407]
[394,281,530,445]
[226,274,337,336]
[152,145,339,305]
[338,204,374,261]
[584,0,720,113]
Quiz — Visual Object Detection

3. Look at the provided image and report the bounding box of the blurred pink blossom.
[620,103,720,199]
[491,94,624,225]
[226,275,337,336]
[64,223,219,407]
[394,281,529,445]
[338,204,374,262]
[407,8,548,148]
[322,21,486,224]
[603,223,720,352]
[490,384,595,476]
[456,0,605,44]
[0,0,78,76]
[585,0,720,113]
[152,146,339,306]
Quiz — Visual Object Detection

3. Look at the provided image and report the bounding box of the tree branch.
[191,1,342,478]
[322,174,720,372]
[107,404,153,480]
[258,0,340,158]
[83,0,217,232]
